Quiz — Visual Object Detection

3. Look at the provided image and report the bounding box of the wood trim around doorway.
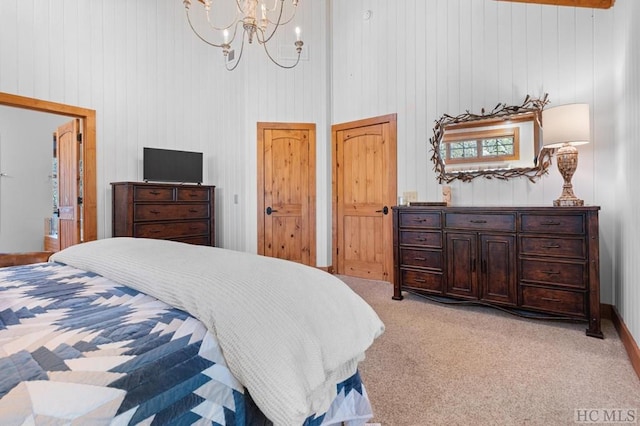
[0,92,97,243]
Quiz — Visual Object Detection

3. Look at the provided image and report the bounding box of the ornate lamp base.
[553,142,583,207]
[554,197,584,207]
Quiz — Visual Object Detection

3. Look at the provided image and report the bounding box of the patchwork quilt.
[0,262,372,425]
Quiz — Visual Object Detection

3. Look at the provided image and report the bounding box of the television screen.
[143,147,203,184]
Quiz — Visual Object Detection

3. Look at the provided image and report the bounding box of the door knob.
[266,206,279,215]
[375,206,389,215]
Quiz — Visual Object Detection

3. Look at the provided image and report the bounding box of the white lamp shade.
[542,103,590,148]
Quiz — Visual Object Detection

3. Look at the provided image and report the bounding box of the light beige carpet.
[340,275,640,426]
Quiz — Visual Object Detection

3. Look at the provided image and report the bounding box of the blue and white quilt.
[0,261,373,425]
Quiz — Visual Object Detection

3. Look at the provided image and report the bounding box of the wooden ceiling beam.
[496,0,615,9]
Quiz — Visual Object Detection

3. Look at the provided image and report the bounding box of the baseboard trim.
[317,265,334,274]
[609,304,640,381]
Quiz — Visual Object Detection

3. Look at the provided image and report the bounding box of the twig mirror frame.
[430,94,552,183]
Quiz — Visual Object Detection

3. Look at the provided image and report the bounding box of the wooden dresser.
[392,205,602,338]
[111,182,215,246]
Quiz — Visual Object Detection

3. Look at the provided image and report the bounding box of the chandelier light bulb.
[295,26,301,41]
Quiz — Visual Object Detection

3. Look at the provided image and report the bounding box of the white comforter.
[51,238,384,425]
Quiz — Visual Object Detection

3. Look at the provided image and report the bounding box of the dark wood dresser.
[111,182,215,246]
[392,205,602,338]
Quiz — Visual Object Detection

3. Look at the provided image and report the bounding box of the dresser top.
[111,181,215,188]
[393,205,600,212]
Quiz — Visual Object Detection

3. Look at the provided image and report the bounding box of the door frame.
[0,92,97,243]
[331,113,397,281]
[257,121,316,266]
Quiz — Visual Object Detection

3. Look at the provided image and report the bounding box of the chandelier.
[183,0,304,71]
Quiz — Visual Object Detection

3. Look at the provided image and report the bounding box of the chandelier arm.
[260,39,301,69]
[225,32,246,71]
[266,0,278,12]
[205,7,241,31]
[267,0,297,27]
[225,20,243,45]
[258,0,285,44]
[185,10,225,48]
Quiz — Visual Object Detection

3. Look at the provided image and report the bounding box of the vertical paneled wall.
[241,0,329,254]
[331,0,614,207]
[0,0,311,252]
[330,0,618,304]
[613,0,640,345]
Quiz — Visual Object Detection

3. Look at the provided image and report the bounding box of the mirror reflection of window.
[442,127,520,167]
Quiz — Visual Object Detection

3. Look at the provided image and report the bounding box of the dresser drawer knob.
[470,220,487,224]
[189,209,199,213]
[150,210,160,215]
[543,270,560,275]
[543,244,561,249]
[149,191,160,195]
[188,193,198,197]
[541,297,562,303]
[541,220,561,226]
[413,257,426,261]
[414,278,426,283]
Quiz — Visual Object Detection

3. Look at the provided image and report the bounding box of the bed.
[0,238,384,425]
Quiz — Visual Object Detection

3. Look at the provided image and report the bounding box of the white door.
[0,107,66,252]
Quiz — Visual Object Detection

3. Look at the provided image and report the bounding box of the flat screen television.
[143,147,203,184]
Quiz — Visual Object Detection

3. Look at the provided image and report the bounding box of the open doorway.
[0,92,97,252]
[0,106,68,252]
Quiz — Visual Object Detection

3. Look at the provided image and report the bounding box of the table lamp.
[542,103,590,207]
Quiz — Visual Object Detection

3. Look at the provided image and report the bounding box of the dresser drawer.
[172,235,211,246]
[402,269,443,293]
[134,220,209,239]
[177,187,210,201]
[520,213,585,235]
[400,230,442,248]
[520,259,586,289]
[399,212,441,228]
[444,213,515,232]
[520,286,586,318]
[134,186,175,201]
[519,236,586,259]
[134,204,210,221]
[400,248,442,269]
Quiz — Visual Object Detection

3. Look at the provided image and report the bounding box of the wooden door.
[57,119,82,250]
[445,232,478,299]
[332,114,397,282]
[479,233,517,305]
[257,123,316,266]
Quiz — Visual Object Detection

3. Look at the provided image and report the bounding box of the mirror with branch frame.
[430,94,553,183]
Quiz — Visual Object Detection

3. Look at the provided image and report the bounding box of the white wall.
[0,0,328,256]
[613,0,640,350]
[0,107,67,252]
[0,0,637,342]
[329,0,637,344]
